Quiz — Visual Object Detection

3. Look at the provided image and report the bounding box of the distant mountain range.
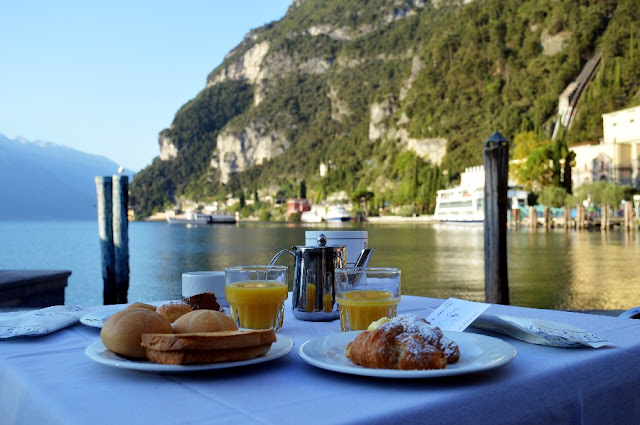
[0,133,133,220]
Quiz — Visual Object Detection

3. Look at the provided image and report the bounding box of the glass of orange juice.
[225,265,288,331]
[335,267,400,331]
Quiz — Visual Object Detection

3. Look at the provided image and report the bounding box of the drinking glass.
[225,265,288,331]
[334,267,401,331]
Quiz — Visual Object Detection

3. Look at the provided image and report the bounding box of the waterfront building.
[571,105,640,189]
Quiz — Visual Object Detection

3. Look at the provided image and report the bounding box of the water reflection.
[130,222,640,311]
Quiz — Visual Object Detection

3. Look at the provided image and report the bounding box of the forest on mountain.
[130,0,640,219]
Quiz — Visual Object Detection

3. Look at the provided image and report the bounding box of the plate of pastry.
[299,329,516,378]
[86,334,294,373]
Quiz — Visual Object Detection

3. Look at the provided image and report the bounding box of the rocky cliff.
[158,0,447,184]
[131,0,640,218]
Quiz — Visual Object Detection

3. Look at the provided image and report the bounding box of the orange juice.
[226,281,288,330]
[337,290,399,331]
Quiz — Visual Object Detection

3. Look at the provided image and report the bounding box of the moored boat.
[300,211,323,223]
[326,205,351,222]
[166,210,236,225]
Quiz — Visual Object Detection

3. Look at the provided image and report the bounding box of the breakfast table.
[1,295,640,425]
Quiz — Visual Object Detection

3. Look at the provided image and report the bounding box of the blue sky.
[0,0,291,171]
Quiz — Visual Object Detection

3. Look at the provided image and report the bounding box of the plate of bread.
[86,333,293,373]
[298,314,516,378]
[85,294,293,372]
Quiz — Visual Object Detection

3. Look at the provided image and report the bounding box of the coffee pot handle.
[269,249,295,266]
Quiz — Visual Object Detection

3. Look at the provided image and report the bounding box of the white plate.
[298,331,516,378]
[85,335,294,373]
[80,306,124,328]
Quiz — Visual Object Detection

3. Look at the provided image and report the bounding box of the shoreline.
[143,211,438,224]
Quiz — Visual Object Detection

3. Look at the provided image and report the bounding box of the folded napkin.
[0,305,89,339]
[472,313,614,348]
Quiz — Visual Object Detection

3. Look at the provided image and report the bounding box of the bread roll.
[156,302,193,323]
[101,308,173,358]
[172,310,237,334]
[126,302,157,311]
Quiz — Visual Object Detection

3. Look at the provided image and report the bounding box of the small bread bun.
[126,302,157,312]
[101,308,173,358]
[172,310,238,334]
[157,302,193,323]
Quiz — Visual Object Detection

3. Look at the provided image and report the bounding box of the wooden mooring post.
[543,206,551,230]
[564,205,571,231]
[484,132,510,305]
[113,175,129,303]
[96,175,129,304]
[625,201,634,231]
[529,206,537,229]
[576,204,585,229]
[512,207,521,229]
[601,204,610,231]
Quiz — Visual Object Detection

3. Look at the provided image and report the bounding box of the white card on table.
[426,298,490,332]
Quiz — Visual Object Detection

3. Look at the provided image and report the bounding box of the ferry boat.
[166,210,236,225]
[433,166,527,223]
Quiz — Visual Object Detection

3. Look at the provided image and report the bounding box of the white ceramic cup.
[181,271,228,307]
[305,230,368,267]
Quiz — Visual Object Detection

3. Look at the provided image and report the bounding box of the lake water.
[2,220,640,312]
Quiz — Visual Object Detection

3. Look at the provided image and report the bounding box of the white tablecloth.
[1,296,640,425]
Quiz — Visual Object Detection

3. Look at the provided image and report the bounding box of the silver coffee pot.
[270,234,372,321]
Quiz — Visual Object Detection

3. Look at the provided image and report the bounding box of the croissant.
[392,314,460,364]
[345,314,459,370]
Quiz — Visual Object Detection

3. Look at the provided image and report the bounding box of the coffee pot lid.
[296,234,345,251]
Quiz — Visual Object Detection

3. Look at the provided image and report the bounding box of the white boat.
[166,210,236,225]
[433,166,527,223]
[300,211,323,223]
[326,205,351,222]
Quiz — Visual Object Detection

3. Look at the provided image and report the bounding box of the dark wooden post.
[543,206,551,230]
[112,175,129,304]
[484,132,510,305]
[95,177,116,304]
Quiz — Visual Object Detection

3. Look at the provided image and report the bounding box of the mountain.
[0,134,132,220]
[130,0,640,218]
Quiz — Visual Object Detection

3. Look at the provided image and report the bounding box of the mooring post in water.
[484,132,510,305]
[529,206,537,229]
[112,175,129,304]
[543,206,551,230]
[95,176,116,304]
[625,201,634,231]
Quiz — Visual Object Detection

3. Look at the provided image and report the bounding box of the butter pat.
[368,317,391,331]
